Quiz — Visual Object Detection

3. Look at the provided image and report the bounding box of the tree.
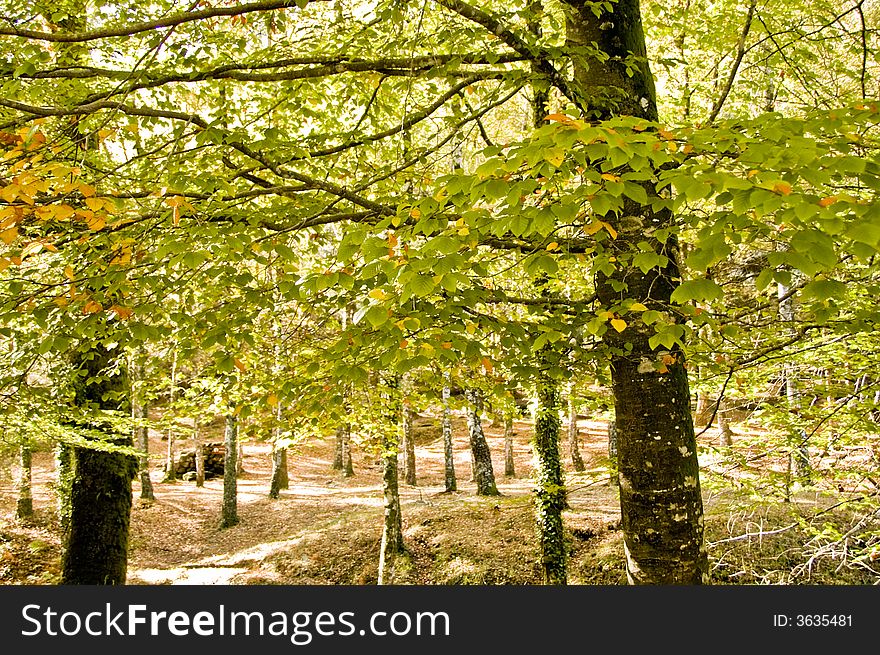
[221,412,240,529]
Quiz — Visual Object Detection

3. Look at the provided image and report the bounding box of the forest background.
[1,0,880,586]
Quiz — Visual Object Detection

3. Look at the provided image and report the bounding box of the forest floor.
[1,411,877,585]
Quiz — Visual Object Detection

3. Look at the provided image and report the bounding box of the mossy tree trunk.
[130,352,154,500]
[534,377,567,584]
[220,413,239,528]
[62,346,137,585]
[378,375,404,584]
[464,389,499,496]
[442,384,457,492]
[163,349,178,482]
[564,0,707,583]
[16,443,33,519]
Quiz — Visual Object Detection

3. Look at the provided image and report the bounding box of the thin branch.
[706,1,756,123]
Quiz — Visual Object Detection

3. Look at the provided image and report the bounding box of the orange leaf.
[234,357,247,372]
[399,339,409,349]
[79,183,96,197]
[109,305,133,320]
[481,356,494,374]
[818,196,838,208]
[83,300,103,314]
[544,113,576,126]
[772,182,792,195]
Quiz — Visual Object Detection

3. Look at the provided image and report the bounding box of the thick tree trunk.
[442,385,457,492]
[56,443,72,541]
[378,432,404,585]
[608,420,618,487]
[402,402,417,486]
[465,389,499,495]
[220,413,239,528]
[567,395,586,472]
[565,0,707,584]
[534,377,567,584]
[504,416,516,477]
[16,444,33,519]
[62,346,137,585]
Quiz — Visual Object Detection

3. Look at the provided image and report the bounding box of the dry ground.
[1,412,876,585]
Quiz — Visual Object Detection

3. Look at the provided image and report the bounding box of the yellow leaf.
[601,173,620,182]
[368,289,387,300]
[544,149,565,167]
[79,183,96,197]
[0,227,18,244]
[234,358,247,372]
[86,214,106,231]
[601,221,618,239]
[584,221,604,235]
[267,393,279,407]
[610,318,627,333]
[0,257,11,271]
[457,226,470,236]
[441,341,453,349]
[64,265,75,280]
[629,302,648,311]
[55,204,76,221]
[546,242,559,251]
[85,197,104,212]
[409,207,421,219]
[466,323,477,335]
[420,343,434,355]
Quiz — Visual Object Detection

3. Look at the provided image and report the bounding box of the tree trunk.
[220,413,239,528]
[136,402,154,499]
[607,420,618,487]
[442,384,457,491]
[717,399,733,447]
[62,346,137,585]
[163,350,178,482]
[341,425,354,477]
[465,389,499,495]
[131,351,154,500]
[402,401,417,486]
[694,391,712,426]
[237,440,245,476]
[567,395,586,472]
[378,431,404,584]
[332,426,344,469]
[534,377,567,584]
[565,0,707,584]
[269,444,286,499]
[504,416,516,477]
[16,444,33,519]
[56,443,72,542]
[194,419,205,488]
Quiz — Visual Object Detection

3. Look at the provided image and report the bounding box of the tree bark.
[567,394,586,472]
[16,444,33,519]
[778,281,811,484]
[465,389,499,495]
[534,377,567,584]
[333,426,344,469]
[442,384,457,492]
[62,346,137,585]
[402,400,417,486]
[504,416,516,477]
[163,349,178,482]
[565,0,707,584]
[136,402,154,499]
[341,425,353,477]
[269,443,286,499]
[607,420,618,487]
[220,413,239,528]
[194,419,205,488]
[378,432,404,584]
[717,399,733,447]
